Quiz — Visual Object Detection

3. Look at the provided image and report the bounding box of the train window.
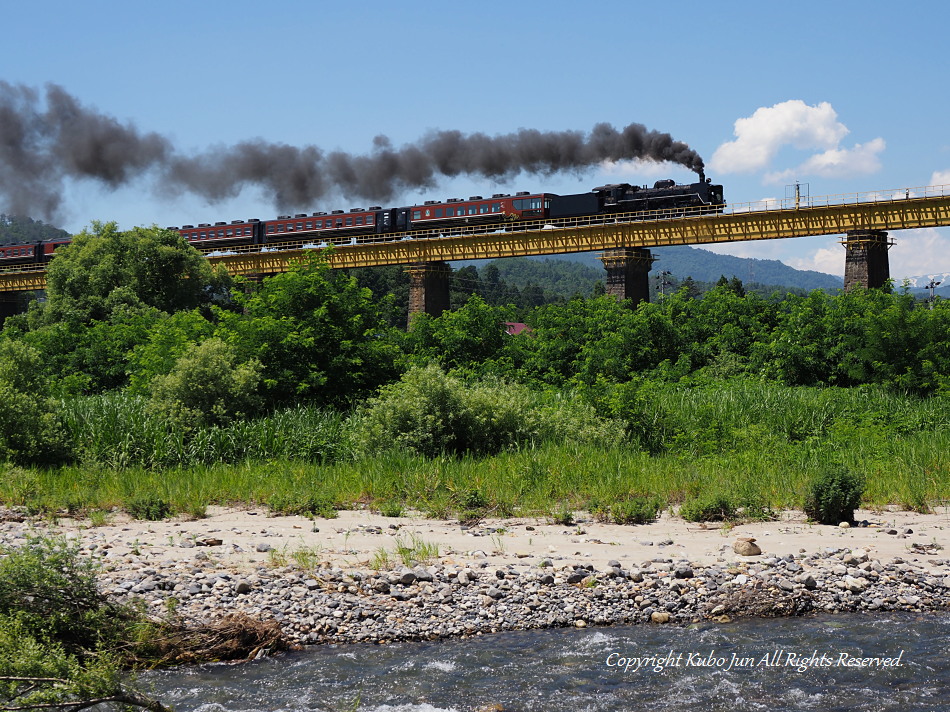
[467,206,477,215]
[514,198,542,211]
[479,204,489,214]
[244,227,252,235]
[305,222,312,229]
[412,211,421,219]
[296,223,303,230]
[200,232,207,239]
[434,209,444,218]
[446,207,455,217]
[355,217,363,225]
[278,225,285,232]
[217,230,224,237]
[226,229,233,236]
[267,225,275,233]
[491,203,502,213]
[366,215,373,224]
[335,219,343,227]
[345,217,353,226]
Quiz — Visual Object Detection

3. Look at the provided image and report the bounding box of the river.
[143,612,948,711]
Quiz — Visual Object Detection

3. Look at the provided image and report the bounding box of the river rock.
[733,538,762,556]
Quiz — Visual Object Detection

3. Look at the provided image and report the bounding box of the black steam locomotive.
[1,175,724,265]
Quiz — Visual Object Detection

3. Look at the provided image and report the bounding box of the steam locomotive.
[0,175,724,265]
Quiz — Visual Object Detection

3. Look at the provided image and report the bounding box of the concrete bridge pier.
[599,247,656,305]
[842,230,892,290]
[407,261,452,326]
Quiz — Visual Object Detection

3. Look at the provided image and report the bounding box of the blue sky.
[4,0,950,280]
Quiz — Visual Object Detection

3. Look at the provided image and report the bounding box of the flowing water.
[143,612,949,711]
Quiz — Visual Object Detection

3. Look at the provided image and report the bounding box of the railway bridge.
[2,184,949,323]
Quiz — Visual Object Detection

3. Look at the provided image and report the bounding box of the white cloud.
[710,100,884,181]
[789,227,950,280]
[888,228,950,279]
[789,247,841,276]
[765,138,885,183]
[931,170,950,185]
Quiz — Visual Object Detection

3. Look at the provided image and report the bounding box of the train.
[0,175,724,265]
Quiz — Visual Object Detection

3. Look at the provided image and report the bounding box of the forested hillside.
[550,245,843,291]
[0,214,69,244]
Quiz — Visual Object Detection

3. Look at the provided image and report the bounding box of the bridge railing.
[725,183,950,214]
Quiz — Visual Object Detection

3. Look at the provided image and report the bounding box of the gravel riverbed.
[3,508,948,647]
[94,547,950,646]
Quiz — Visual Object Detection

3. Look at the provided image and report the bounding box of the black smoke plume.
[0,82,170,219]
[0,82,705,220]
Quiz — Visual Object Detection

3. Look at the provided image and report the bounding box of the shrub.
[353,364,624,458]
[551,504,574,526]
[804,466,865,524]
[679,494,739,522]
[377,500,404,518]
[147,338,262,429]
[610,496,664,525]
[0,535,116,654]
[0,340,70,466]
[127,495,172,521]
[0,536,169,711]
[266,492,338,518]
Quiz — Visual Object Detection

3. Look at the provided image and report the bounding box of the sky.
[4,0,950,281]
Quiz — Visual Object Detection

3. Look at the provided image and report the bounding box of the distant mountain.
[504,245,844,292]
[899,273,950,300]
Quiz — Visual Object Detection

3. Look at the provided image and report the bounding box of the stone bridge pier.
[843,229,893,290]
[407,261,452,326]
[599,247,656,305]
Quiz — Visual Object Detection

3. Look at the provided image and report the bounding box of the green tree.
[347,265,410,328]
[0,341,69,465]
[3,222,229,394]
[126,309,217,393]
[405,295,513,374]
[148,338,263,428]
[40,221,226,323]
[220,252,400,407]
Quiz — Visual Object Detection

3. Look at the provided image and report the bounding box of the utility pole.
[924,279,942,309]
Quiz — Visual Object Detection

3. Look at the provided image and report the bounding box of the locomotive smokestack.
[0,82,708,220]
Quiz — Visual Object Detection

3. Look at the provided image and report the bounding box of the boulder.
[733,538,762,556]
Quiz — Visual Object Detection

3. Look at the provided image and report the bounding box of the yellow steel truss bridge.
[2,183,950,292]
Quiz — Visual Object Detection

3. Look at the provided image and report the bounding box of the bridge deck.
[3,184,950,291]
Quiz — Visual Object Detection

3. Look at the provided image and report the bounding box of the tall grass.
[2,382,947,518]
[59,393,352,469]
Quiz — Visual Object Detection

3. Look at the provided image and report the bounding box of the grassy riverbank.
[4,380,948,521]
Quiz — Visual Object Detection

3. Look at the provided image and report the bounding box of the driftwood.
[130,612,290,666]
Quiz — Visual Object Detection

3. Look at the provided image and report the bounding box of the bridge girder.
[2,194,950,292]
